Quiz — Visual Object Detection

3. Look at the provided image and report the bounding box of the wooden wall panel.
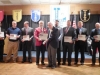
[0,4,100,15]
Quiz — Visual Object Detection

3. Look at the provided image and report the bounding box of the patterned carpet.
[0,62,100,75]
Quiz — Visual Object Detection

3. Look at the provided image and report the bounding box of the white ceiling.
[0,0,100,5]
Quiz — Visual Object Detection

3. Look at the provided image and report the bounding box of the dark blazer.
[75,27,88,45]
[90,28,99,46]
[0,28,6,45]
[21,27,33,41]
[47,27,59,49]
[62,26,76,44]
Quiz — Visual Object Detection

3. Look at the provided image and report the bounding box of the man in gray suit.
[21,21,33,63]
[54,20,63,66]
[62,20,76,66]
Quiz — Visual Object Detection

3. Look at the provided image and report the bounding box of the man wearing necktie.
[90,23,100,66]
[74,21,88,65]
[62,20,76,66]
[34,21,47,65]
[21,21,33,63]
[0,22,5,62]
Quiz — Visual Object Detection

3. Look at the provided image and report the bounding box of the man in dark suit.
[0,22,5,62]
[54,20,63,66]
[90,23,100,66]
[62,20,76,66]
[21,21,33,63]
[74,21,88,65]
[44,22,59,69]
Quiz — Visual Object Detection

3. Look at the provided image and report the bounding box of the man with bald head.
[90,23,100,66]
[21,21,33,63]
[5,21,21,63]
[46,22,59,69]
[74,21,88,65]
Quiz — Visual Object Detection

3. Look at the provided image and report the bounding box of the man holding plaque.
[54,20,63,66]
[5,21,21,63]
[21,21,33,63]
[74,21,88,65]
[90,23,100,66]
[34,21,47,65]
[62,20,76,66]
[0,22,5,62]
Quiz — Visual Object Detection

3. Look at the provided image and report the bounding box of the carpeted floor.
[0,62,100,75]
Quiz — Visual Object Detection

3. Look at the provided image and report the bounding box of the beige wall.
[0,4,100,15]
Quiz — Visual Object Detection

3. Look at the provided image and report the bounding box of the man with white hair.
[90,22,100,66]
[46,22,59,69]
[5,21,21,63]
[34,20,47,65]
[21,21,33,63]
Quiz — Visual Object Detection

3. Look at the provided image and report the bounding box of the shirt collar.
[24,27,29,29]
[12,27,17,29]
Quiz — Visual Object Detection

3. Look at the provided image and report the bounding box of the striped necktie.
[25,28,28,35]
[65,27,69,33]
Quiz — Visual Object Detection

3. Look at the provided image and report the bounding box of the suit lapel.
[95,29,98,35]
[65,27,71,34]
[24,27,29,35]
[78,27,83,34]
[24,28,26,34]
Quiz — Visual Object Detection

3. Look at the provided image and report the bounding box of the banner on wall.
[31,10,41,22]
[50,5,70,28]
[12,9,22,22]
[80,10,90,22]
[0,11,4,22]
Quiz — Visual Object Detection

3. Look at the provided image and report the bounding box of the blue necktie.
[79,28,82,34]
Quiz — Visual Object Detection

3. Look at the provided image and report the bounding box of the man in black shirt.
[0,22,5,62]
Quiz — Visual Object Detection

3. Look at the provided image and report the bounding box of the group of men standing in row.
[0,20,100,69]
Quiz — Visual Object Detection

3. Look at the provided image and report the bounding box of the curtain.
[70,14,99,35]
[2,15,100,50]
[2,15,50,51]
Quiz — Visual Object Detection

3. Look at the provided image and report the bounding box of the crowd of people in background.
[0,20,100,69]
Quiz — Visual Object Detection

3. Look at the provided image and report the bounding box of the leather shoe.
[36,63,39,65]
[28,60,32,63]
[62,63,66,65]
[5,60,10,63]
[41,63,45,65]
[68,63,71,66]
[46,65,52,67]
[58,63,61,66]
[51,66,56,69]
[74,62,78,65]
[91,63,95,66]
[81,63,84,65]
[0,60,4,62]
[22,61,26,63]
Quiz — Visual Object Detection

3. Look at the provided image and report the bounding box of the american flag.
[72,15,77,29]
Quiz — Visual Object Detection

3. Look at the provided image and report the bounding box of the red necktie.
[65,27,69,33]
